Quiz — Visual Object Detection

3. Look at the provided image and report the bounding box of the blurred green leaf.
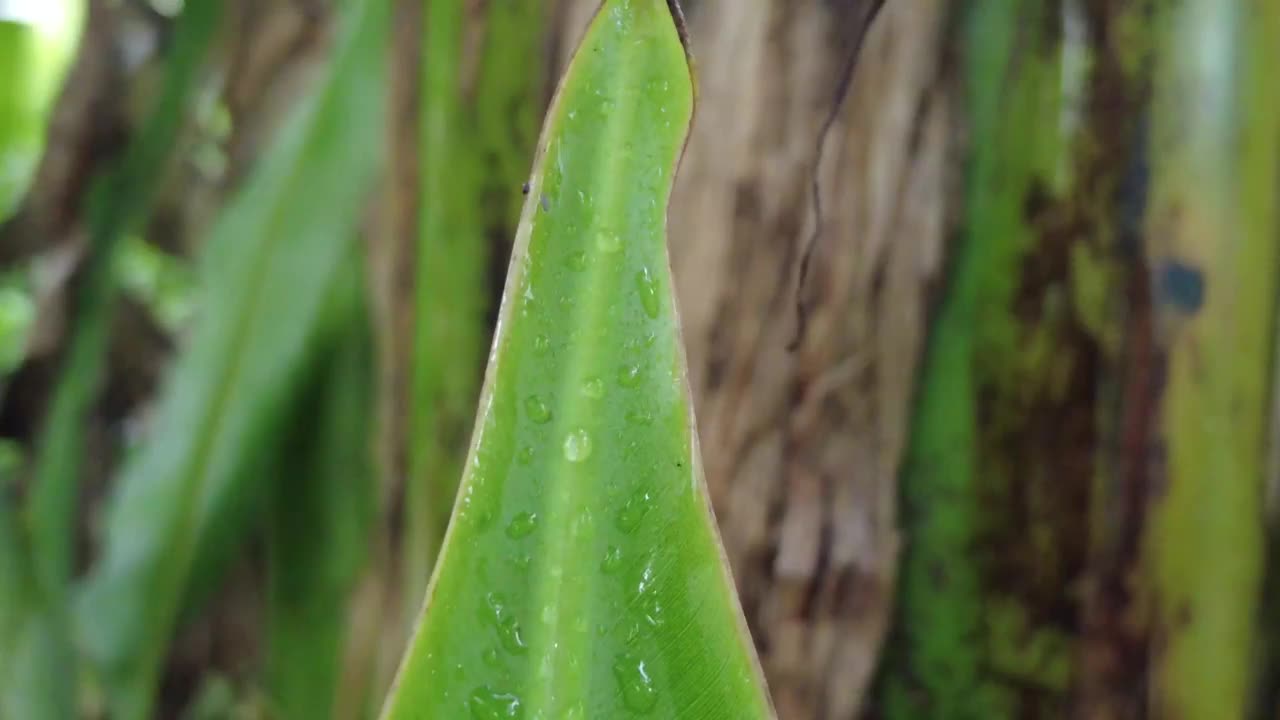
[404,0,484,638]
[116,235,196,332]
[29,0,223,604]
[0,0,84,219]
[180,675,239,720]
[74,0,388,715]
[1,439,78,720]
[1,3,223,717]
[0,283,34,372]
[180,674,268,720]
[1,443,76,720]
[406,0,546,636]
[380,2,773,717]
[265,256,376,720]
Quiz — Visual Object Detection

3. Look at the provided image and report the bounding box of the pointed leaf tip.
[380,0,771,717]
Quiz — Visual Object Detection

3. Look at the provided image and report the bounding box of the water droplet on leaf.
[483,593,528,655]
[617,364,643,388]
[635,563,656,596]
[597,231,623,254]
[563,429,593,463]
[516,445,535,465]
[644,599,665,628]
[636,267,659,319]
[469,687,524,720]
[571,506,594,536]
[498,616,528,655]
[615,491,652,534]
[505,512,538,539]
[582,377,605,399]
[613,654,658,713]
[525,395,552,424]
[601,545,624,574]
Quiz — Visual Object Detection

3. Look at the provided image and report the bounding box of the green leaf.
[266,258,376,720]
[407,0,547,630]
[1,449,75,720]
[74,0,388,716]
[380,2,773,718]
[2,5,221,717]
[31,0,222,612]
[0,282,35,373]
[0,0,84,219]
[116,234,197,332]
[405,0,491,630]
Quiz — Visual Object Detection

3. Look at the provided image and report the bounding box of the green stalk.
[878,3,1073,715]
[1142,0,1280,716]
[877,1,1160,715]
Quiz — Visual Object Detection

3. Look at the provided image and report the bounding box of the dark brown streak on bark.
[377,0,425,545]
[789,0,886,351]
[1075,0,1159,715]
[1083,260,1158,718]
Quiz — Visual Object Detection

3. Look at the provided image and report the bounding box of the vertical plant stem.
[1141,0,1280,716]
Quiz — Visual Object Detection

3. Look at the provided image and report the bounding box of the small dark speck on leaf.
[1158,260,1206,314]
[540,194,550,213]
[522,182,531,195]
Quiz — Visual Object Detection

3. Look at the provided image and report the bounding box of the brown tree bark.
[548,2,953,717]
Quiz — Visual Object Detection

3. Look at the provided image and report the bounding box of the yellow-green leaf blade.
[382,1,772,718]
